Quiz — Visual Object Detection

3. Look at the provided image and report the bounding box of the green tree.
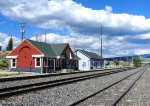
[133,57,141,67]
[113,60,119,65]
[0,51,9,69]
[6,37,13,51]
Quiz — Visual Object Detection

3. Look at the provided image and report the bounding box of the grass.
[0,72,26,77]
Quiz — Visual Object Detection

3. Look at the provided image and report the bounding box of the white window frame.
[82,62,86,67]
[11,59,16,68]
[35,57,41,67]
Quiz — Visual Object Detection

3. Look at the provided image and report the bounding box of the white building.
[76,49,104,71]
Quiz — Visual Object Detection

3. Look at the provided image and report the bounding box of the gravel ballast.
[77,68,145,106]
[0,68,144,106]
[117,67,150,106]
[0,69,123,89]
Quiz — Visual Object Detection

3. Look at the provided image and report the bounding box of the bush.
[0,51,9,69]
[133,57,141,67]
[113,60,119,65]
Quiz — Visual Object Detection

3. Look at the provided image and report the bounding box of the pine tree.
[6,36,13,51]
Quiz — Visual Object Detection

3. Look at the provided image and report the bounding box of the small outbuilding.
[76,49,104,71]
[6,39,79,73]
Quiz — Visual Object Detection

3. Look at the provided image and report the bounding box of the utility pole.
[74,40,76,53]
[100,24,103,69]
[20,23,25,42]
[100,24,103,59]
[45,30,47,43]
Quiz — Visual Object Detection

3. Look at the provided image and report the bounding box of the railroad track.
[69,67,147,106]
[0,67,131,82]
[0,67,135,99]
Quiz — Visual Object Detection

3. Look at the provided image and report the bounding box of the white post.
[41,57,43,74]
[54,59,55,72]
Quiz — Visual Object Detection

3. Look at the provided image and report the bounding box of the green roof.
[27,39,68,57]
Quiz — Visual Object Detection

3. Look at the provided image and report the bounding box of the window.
[56,59,59,67]
[45,58,48,67]
[49,59,54,67]
[91,61,94,67]
[82,62,86,67]
[35,58,41,67]
[11,59,16,68]
[75,61,78,67]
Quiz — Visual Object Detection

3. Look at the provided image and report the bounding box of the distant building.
[104,56,134,62]
[76,49,104,71]
[6,39,79,73]
[140,57,150,66]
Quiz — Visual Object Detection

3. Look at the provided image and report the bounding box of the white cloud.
[0,0,150,36]
[137,33,150,39]
[1,0,150,57]
[0,33,20,50]
[1,31,150,57]
[105,5,112,13]
[134,49,150,55]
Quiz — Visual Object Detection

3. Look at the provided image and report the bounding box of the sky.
[0,0,150,57]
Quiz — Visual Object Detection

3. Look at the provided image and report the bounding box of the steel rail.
[0,68,133,82]
[69,67,147,106]
[0,68,134,99]
[112,67,147,106]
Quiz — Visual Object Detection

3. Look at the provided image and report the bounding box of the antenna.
[20,23,25,41]
[34,32,41,41]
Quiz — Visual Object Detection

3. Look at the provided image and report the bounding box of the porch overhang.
[32,55,44,58]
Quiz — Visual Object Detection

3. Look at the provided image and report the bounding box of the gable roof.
[27,39,68,57]
[77,49,102,60]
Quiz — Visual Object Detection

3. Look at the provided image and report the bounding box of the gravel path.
[117,67,150,106]
[0,69,128,89]
[0,68,144,106]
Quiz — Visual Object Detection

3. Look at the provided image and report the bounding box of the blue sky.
[0,0,150,57]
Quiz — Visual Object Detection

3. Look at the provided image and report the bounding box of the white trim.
[57,56,60,59]
[70,53,72,59]
[77,50,91,59]
[35,57,41,67]
[41,58,43,74]
[7,39,26,57]
[11,59,16,68]
[27,40,44,55]
[6,56,18,59]
[32,55,44,58]
[7,39,44,58]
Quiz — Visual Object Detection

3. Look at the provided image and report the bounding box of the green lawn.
[0,72,26,77]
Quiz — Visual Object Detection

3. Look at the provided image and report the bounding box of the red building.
[6,39,79,73]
